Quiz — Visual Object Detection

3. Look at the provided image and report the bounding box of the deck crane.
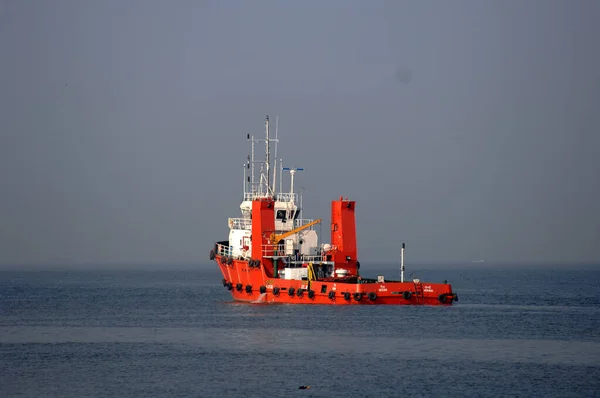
[269,219,322,245]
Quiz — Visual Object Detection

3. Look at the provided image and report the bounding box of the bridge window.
[276,210,287,222]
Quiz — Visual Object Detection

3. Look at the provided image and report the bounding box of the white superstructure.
[226,116,323,266]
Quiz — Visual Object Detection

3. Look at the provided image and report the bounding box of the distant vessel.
[209,116,458,305]
[472,260,485,263]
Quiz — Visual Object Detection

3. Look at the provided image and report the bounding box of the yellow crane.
[269,219,322,244]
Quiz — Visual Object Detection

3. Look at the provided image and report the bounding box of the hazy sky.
[1,0,599,266]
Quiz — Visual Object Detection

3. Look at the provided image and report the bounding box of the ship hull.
[210,117,457,306]
[216,256,456,306]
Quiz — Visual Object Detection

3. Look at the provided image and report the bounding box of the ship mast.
[272,117,278,196]
[283,167,304,204]
[265,116,270,196]
[250,134,255,195]
[401,243,405,282]
[244,116,279,199]
[279,158,283,195]
[244,134,251,196]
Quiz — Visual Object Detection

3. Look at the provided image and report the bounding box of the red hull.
[216,256,457,306]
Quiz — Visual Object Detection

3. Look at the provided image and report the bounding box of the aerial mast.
[401,243,405,282]
[300,187,305,221]
[283,167,304,204]
[245,134,251,196]
[272,117,279,196]
[265,116,270,196]
[250,135,255,195]
[279,159,283,196]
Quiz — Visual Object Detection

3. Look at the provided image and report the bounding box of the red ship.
[210,116,458,305]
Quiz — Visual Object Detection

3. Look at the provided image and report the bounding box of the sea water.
[1,264,599,397]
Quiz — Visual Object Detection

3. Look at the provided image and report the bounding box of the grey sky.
[1,0,599,266]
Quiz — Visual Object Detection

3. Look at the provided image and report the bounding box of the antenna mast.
[283,167,304,204]
[251,135,255,195]
[265,116,270,196]
[300,187,305,221]
[272,116,279,196]
[245,134,251,196]
[401,243,405,282]
[279,159,283,196]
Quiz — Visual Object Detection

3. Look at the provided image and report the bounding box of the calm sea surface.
[1,263,599,397]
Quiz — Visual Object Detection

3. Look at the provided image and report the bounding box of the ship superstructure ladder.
[413,280,424,304]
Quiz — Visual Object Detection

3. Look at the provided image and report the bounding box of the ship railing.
[294,219,317,229]
[216,242,250,259]
[275,193,298,203]
[261,244,285,258]
[294,255,328,263]
[260,244,327,263]
[215,243,233,257]
[226,218,313,231]
[228,217,252,230]
[243,192,272,202]
[242,192,300,203]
